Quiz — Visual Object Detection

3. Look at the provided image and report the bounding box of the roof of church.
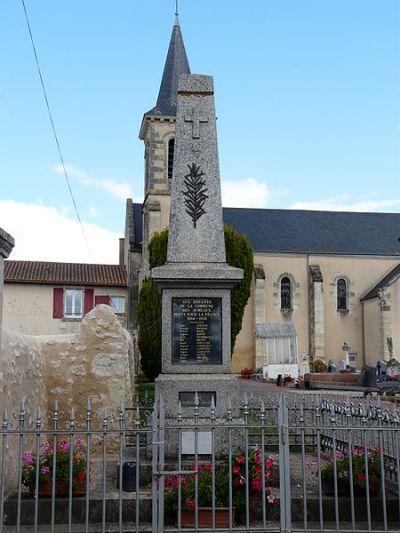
[4,261,127,287]
[145,17,190,117]
[131,203,400,257]
[361,263,400,301]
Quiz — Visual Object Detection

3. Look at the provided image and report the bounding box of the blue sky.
[1,0,399,263]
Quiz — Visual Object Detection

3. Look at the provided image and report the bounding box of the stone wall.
[0,227,14,342]
[39,304,134,420]
[0,305,134,495]
[0,330,47,495]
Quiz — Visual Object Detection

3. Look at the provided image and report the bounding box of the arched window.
[280,277,291,311]
[337,278,347,310]
[167,138,175,180]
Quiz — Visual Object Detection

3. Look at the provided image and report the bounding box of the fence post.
[279,394,291,533]
[152,396,159,533]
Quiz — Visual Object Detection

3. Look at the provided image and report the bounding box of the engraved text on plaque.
[171,297,222,365]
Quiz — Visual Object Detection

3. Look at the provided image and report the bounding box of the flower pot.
[29,480,86,498]
[180,507,235,528]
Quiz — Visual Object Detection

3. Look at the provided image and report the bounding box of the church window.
[280,277,292,311]
[337,278,347,310]
[167,138,175,180]
[64,289,83,318]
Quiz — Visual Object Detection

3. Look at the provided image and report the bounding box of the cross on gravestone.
[185,111,209,139]
[342,341,351,367]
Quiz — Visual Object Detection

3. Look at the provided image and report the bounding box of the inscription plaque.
[172,297,222,365]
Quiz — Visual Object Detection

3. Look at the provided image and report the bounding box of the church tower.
[139,13,190,279]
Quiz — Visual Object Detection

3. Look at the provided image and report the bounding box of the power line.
[20,0,95,261]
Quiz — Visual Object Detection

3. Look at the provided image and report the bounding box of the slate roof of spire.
[131,203,400,257]
[146,17,190,117]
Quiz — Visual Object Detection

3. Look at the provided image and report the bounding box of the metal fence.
[1,392,399,532]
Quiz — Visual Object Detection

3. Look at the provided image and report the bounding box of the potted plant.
[240,368,254,379]
[315,447,381,497]
[22,438,87,496]
[164,447,278,527]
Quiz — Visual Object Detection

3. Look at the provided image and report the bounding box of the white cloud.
[0,200,121,263]
[88,204,99,218]
[289,194,400,212]
[221,178,270,208]
[52,164,133,200]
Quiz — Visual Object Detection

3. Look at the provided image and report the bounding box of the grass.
[135,373,155,402]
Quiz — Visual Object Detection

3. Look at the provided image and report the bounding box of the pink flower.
[267,495,277,504]
[255,444,262,452]
[255,454,261,464]
[232,465,241,475]
[185,498,195,509]
[236,455,245,464]
[22,451,34,465]
[255,465,262,474]
[251,476,263,492]
[41,466,50,475]
[58,440,70,452]
[76,438,85,448]
[204,464,212,472]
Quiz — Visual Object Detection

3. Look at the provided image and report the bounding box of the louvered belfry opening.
[168,138,175,181]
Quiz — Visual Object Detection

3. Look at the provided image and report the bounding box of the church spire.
[148,12,190,116]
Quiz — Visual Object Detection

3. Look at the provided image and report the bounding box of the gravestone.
[377,360,387,378]
[327,360,337,373]
[386,358,400,378]
[152,74,243,457]
[342,341,351,368]
[358,366,377,388]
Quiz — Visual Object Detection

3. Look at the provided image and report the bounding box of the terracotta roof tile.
[4,261,127,287]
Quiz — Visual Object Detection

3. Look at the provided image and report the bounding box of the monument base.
[155,374,243,458]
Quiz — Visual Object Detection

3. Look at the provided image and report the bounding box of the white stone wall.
[39,305,134,421]
[0,330,47,495]
[0,305,134,495]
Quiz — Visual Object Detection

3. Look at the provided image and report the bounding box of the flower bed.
[311,447,381,496]
[22,438,87,496]
[164,447,278,525]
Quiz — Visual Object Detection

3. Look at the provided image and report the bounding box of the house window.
[337,278,347,310]
[111,296,125,314]
[167,138,175,180]
[64,289,83,318]
[280,277,292,311]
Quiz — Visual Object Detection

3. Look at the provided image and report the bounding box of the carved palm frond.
[182,163,208,228]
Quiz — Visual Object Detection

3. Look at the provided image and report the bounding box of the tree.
[137,226,253,380]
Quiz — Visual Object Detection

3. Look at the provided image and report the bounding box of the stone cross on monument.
[184,112,209,139]
[152,74,243,457]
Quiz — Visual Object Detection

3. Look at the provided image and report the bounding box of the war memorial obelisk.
[152,74,243,454]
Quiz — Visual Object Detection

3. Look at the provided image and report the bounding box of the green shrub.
[137,279,161,381]
[137,226,253,380]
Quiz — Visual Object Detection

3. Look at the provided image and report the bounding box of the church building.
[123,15,400,373]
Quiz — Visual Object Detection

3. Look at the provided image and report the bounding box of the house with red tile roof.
[3,260,127,336]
